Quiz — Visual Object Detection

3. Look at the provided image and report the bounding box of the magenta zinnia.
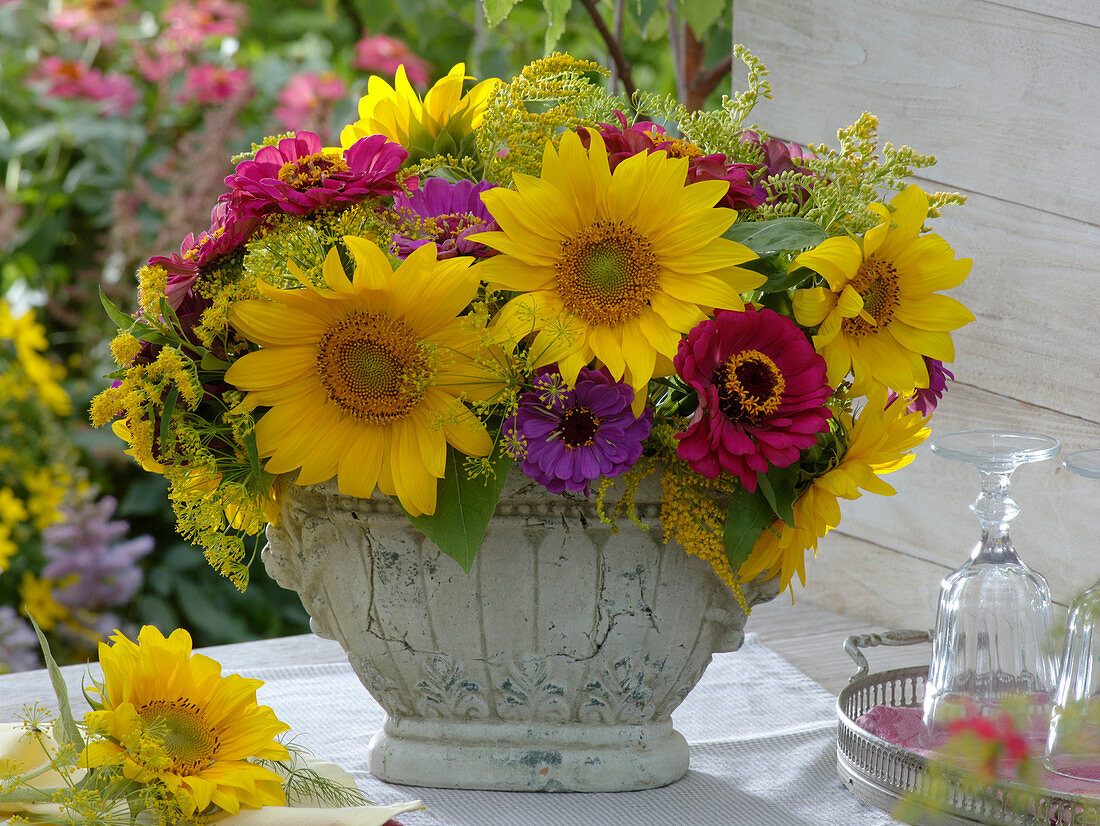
[505,366,653,495]
[148,201,260,311]
[674,306,833,491]
[221,130,408,220]
[391,177,498,259]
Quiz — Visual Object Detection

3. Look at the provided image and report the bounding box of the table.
[0,601,924,825]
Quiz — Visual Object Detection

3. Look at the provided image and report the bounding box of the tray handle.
[844,629,933,681]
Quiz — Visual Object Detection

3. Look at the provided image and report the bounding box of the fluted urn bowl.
[263,470,780,792]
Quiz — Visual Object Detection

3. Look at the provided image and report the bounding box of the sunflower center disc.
[278,151,350,191]
[715,350,786,423]
[842,256,900,336]
[559,406,601,448]
[316,312,431,424]
[139,699,218,776]
[556,220,659,326]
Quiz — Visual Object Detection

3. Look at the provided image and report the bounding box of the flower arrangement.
[92,50,974,605]
[0,624,420,824]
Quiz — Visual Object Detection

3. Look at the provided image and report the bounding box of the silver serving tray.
[836,630,1100,825]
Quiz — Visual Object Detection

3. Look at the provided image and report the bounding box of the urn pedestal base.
[368,718,688,792]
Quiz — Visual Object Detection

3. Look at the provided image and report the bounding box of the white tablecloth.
[0,633,898,825]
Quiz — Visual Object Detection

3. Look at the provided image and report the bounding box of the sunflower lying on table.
[0,625,418,825]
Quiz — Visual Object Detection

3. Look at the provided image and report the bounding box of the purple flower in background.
[504,367,653,495]
[391,178,499,259]
[41,495,154,611]
[222,131,408,220]
[0,606,39,674]
[909,358,955,415]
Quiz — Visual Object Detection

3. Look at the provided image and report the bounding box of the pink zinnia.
[674,306,833,491]
[178,63,250,105]
[161,0,246,50]
[32,57,138,114]
[581,112,766,211]
[221,130,408,219]
[148,200,261,310]
[50,0,131,46]
[353,33,430,87]
[273,71,347,131]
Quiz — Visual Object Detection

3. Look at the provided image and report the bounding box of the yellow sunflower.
[81,626,289,816]
[225,239,502,516]
[472,130,763,413]
[738,390,929,593]
[340,63,498,155]
[791,184,974,394]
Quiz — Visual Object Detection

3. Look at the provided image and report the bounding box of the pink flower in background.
[133,42,189,83]
[161,0,247,51]
[353,33,430,86]
[273,71,347,132]
[178,64,251,105]
[50,0,131,46]
[32,57,139,114]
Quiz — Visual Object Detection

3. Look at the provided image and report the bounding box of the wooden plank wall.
[731,0,1100,630]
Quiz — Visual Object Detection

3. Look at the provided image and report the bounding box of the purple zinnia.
[907,357,955,415]
[391,178,499,259]
[504,366,653,495]
[221,130,408,219]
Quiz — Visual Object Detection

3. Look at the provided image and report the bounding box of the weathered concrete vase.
[263,472,780,792]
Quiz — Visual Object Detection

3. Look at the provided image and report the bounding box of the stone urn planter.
[263,471,780,792]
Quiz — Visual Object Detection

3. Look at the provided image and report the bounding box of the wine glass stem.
[970,468,1021,564]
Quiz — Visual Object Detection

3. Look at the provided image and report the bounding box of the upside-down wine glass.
[920,430,1061,746]
[1045,449,1100,781]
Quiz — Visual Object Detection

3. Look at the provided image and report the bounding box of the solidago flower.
[225,239,503,516]
[81,626,289,817]
[474,130,763,413]
[792,185,974,394]
[340,63,498,160]
[739,391,929,593]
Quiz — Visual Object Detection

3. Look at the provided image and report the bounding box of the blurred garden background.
[0,0,739,670]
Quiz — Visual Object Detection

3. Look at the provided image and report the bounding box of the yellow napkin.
[0,724,420,825]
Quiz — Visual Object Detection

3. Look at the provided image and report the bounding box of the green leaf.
[482,0,523,27]
[722,485,775,575]
[542,0,571,52]
[676,0,726,34]
[99,287,134,331]
[724,217,826,255]
[28,616,84,752]
[200,352,230,371]
[633,0,661,33]
[755,463,800,527]
[405,444,514,573]
[129,322,169,346]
